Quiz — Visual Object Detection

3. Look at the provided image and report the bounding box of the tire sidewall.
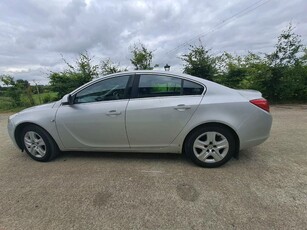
[21,125,57,162]
[185,126,236,168]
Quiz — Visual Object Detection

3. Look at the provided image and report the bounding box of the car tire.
[185,126,235,168]
[21,124,59,162]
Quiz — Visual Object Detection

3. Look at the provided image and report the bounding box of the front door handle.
[174,104,191,111]
[106,110,122,116]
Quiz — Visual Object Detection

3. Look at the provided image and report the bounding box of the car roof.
[100,70,235,91]
[98,70,207,84]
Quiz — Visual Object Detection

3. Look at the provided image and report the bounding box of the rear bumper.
[240,135,270,150]
[238,109,272,150]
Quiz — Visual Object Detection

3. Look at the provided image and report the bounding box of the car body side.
[8,71,272,154]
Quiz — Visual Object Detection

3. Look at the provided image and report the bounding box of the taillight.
[250,98,270,112]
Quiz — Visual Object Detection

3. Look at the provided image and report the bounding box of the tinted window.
[183,80,204,95]
[74,75,130,103]
[138,75,181,98]
[137,75,204,98]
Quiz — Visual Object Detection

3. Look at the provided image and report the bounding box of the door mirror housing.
[68,94,74,105]
[62,94,74,105]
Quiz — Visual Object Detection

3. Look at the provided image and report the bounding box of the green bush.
[0,96,15,110]
[42,93,58,103]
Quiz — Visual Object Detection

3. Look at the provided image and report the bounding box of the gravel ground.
[0,105,306,230]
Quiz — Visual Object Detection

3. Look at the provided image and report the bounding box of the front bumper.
[7,115,19,149]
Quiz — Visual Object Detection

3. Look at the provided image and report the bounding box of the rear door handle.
[174,104,191,111]
[106,110,122,116]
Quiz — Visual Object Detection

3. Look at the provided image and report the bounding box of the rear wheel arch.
[183,122,240,157]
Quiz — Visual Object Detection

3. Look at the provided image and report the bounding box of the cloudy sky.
[0,0,306,84]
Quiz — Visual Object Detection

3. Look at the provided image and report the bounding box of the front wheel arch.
[182,122,240,158]
[14,122,59,152]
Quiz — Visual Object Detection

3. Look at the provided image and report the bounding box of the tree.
[0,75,15,86]
[267,24,304,67]
[181,44,217,81]
[100,58,127,75]
[215,53,247,88]
[16,79,35,106]
[0,75,34,107]
[265,24,306,101]
[216,52,270,91]
[130,43,157,70]
[214,24,307,102]
[49,52,99,98]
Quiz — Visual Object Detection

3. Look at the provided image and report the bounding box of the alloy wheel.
[193,131,229,163]
[24,131,47,158]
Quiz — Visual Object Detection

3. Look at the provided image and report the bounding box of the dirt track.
[0,105,306,229]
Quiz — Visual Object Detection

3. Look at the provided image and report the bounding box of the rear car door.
[126,74,205,148]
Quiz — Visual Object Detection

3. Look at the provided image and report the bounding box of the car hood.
[19,102,56,114]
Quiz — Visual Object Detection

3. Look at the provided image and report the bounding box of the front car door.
[56,75,132,150]
[126,74,205,148]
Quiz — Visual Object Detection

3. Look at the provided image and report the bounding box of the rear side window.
[183,80,204,95]
[138,75,181,98]
[137,74,204,98]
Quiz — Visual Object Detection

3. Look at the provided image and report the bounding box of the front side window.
[74,75,130,104]
[137,74,204,98]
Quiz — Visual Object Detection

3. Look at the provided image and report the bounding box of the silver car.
[7,71,272,167]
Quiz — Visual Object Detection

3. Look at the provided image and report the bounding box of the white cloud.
[0,0,306,82]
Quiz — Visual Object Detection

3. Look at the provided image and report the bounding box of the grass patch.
[0,97,25,112]
[0,92,58,113]
[32,92,58,104]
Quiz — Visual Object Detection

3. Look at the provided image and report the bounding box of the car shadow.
[57,151,188,163]
[55,150,249,168]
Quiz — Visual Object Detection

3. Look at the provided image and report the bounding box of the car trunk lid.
[236,89,262,100]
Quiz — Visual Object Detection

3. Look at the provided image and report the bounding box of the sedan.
[7,71,272,167]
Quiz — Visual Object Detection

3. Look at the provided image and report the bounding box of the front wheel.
[185,126,236,168]
[21,125,59,162]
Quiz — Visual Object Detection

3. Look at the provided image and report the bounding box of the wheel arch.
[182,122,240,158]
[14,122,59,151]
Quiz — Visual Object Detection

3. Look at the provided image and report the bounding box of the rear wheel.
[185,126,235,168]
[21,125,59,162]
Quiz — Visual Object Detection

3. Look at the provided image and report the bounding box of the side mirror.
[68,94,74,105]
[62,94,74,105]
